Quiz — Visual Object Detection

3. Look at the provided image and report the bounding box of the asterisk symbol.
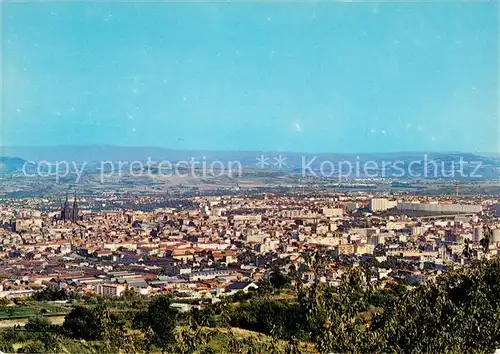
[273,155,287,169]
[256,155,269,169]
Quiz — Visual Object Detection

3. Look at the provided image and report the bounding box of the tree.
[25,316,52,332]
[62,303,119,341]
[18,340,46,353]
[300,268,374,353]
[255,278,273,295]
[228,297,308,341]
[269,265,290,290]
[462,238,472,260]
[0,327,20,352]
[297,255,500,353]
[134,295,177,353]
[169,326,213,354]
[480,226,492,255]
[63,305,100,340]
[35,332,62,353]
[189,307,211,328]
[33,287,69,301]
[122,285,138,300]
[371,258,500,353]
[192,299,232,328]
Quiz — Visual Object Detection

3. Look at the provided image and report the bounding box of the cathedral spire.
[61,191,70,221]
[72,191,79,222]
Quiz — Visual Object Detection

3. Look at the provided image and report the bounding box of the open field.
[0,302,71,327]
[0,314,66,328]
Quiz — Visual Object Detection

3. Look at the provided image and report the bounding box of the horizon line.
[1,144,499,157]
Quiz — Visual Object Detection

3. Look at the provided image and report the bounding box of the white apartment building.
[95,283,126,297]
[369,198,397,212]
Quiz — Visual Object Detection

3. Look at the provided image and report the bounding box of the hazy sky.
[2,2,499,153]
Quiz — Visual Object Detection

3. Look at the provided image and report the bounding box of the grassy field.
[0,301,71,327]
[0,315,66,328]
[0,307,38,318]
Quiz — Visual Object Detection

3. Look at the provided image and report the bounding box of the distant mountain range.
[1,146,498,179]
[0,156,26,174]
[2,145,499,164]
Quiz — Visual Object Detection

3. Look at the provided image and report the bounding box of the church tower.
[71,191,79,222]
[60,192,69,221]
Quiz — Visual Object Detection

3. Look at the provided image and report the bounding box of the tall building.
[397,202,482,214]
[369,198,395,212]
[60,191,79,222]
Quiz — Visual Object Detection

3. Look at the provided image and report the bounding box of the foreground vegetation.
[0,256,499,353]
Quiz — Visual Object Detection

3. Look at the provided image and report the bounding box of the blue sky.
[2,2,499,153]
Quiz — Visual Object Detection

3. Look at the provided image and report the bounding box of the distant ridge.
[0,156,27,173]
[2,145,499,164]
